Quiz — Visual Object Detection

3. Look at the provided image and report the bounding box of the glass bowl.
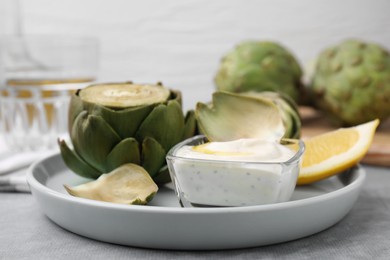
[0,35,99,151]
[166,135,305,208]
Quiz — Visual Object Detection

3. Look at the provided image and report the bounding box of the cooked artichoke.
[64,163,158,205]
[242,91,301,139]
[59,82,196,183]
[195,91,285,142]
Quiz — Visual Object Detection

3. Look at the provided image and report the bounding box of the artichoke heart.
[64,164,158,205]
[59,81,197,183]
[79,83,171,108]
[195,91,285,142]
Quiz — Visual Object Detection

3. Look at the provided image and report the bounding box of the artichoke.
[59,82,196,183]
[195,91,286,142]
[310,39,390,126]
[242,91,301,139]
[65,164,158,205]
[215,41,304,103]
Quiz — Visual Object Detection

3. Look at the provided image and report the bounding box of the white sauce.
[172,139,299,206]
[176,138,295,162]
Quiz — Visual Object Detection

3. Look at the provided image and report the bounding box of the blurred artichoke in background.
[310,39,390,126]
[215,41,304,103]
[59,82,196,184]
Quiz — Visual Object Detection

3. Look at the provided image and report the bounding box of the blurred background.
[1,0,389,111]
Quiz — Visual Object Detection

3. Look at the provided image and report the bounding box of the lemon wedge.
[298,119,379,185]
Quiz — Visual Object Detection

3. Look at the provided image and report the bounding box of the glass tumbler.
[0,35,99,151]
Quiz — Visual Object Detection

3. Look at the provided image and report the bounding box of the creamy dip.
[176,138,295,162]
[172,138,299,207]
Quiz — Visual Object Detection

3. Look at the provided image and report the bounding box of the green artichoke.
[215,41,304,103]
[310,39,390,126]
[195,91,287,142]
[242,91,301,139]
[59,82,196,184]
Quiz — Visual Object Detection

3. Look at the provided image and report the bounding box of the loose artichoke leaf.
[136,100,185,152]
[58,139,102,179]
[64,163,158,205]
[106,138,141,172]
[141,137,166,179]
[78,83,171,108]
[71,111,121,173]
[288,107,302,139]
[195,91,285,142]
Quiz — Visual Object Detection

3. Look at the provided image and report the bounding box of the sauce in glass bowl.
[166,135,305,207]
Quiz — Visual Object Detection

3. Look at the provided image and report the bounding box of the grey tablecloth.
[1,165,389,259]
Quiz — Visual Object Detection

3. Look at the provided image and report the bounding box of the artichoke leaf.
[182,110,197,140]
[141,137,166,179]
[89,104,154,139]
[106,137,141,172]
[170,89,183,106]
[64,163,158,205]
[68,93,84,134]
[242,91,301,139]
[58,139,101,179]
[195,91,285,142]
[152,165,171,184]
[264,91,301,139]
[71,111,121,173]
[136,100,185,152]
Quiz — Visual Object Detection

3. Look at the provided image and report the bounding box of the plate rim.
[27,152,366,214]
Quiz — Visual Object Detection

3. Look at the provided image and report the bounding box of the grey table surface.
[1,165,389,259]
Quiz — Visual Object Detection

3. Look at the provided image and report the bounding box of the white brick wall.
[2,0,390,110]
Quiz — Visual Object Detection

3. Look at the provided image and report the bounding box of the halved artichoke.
[195,91,285,142]
[241,91,301,139]
[64,163,158,205]
[59,82,196,183]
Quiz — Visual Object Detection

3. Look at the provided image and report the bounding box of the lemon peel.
[298,119,379,185]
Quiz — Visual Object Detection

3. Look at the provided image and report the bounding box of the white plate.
[27,153,365,250]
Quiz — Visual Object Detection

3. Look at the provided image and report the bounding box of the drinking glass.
[0,35,99,151]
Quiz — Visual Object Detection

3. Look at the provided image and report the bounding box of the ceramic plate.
[27,153,365,250]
